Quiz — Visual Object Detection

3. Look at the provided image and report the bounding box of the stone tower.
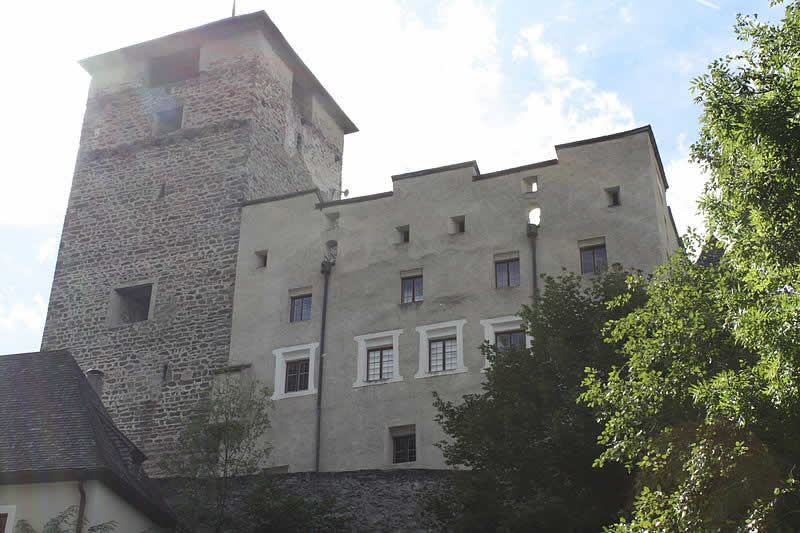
[41,12,356,457]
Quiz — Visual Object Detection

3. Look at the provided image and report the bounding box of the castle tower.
[41,12,356,457]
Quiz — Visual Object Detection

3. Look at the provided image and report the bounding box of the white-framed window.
[272,343,319,400]
[480,316,533,370]
[353,329,404,388]
[0,506,16,533]
[414,319,468,379]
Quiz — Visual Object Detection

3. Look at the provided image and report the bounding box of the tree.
[580,3,800,529]
[13,506,115,533]
[158,374,273,532]
[432,266,646,532]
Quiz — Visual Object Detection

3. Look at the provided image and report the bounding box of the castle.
[42,11,681,472]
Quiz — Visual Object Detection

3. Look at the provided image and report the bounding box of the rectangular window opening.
[606,186,621,207]
[285,359,310,393]
[495,330,525,351]
[401,276,423,304]
[397,225,410,244]
[392,433,417,464]
[292,77,313,124]
[429,337,457,372]
[495,259,521,288]
[367,346,394,382]
[112,283,153,325]
[449,215,466,234]
[523,175,539,193]
[290,294,312,322]
[255,250,268,268]
[148,48,200,87]
[155,106,183,135]
[580,245,608,274]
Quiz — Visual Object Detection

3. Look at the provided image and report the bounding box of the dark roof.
[0,350,176,527]
[555,125,669,191]
[79,11,357,135]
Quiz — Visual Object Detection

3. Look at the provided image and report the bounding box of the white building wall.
[230,127,680,472]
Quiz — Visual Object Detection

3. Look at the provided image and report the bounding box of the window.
[367,347,394,381]
[528,206,541,225]
[255,250,268,268]
[401,276,423,304]
[397,225,410,243]
[148,48,200,87]
[580,245,607,274]
[0,506,15,533]
[449,215,465,234]
[110,283,153,325]
[272,343,318,400]
[292,77,313,123]
[495,259,520,288]
[353,329,404,388]
[285,359,310,393]
[495,330,525,351]
[393,434,416,464]
[154,106,183,135]
[523,175,539,193]
[290,294,312,322]
[606,186,621,207]
[429,337,457,372]
[0,514,6,533]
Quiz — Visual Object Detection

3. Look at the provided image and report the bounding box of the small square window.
[290,294,312,322]
[449,215,465,234]
[285,359,310,393]
[429,337,457,372]
[495,330,525,351]
[401,276,423,304]
[580,245,608,274]
[523,175,539,193]
[606,186,621,207]
[393,434,416,464]
[111,283,152,325]
[495,259,520,288]
[397,225,410,243]
[155,106,183,135]
[367,346,394,381]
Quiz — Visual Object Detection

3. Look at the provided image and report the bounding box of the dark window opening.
[495,330,525,351]
[429,337,457,372]
[256,250,268,268]
[285,359,310,393]
[0,513,7,532]
[148,48,200,87]
[451,215,465,234]
[290,294,312,322]
[397,225,410,243]
[495,259,520,288]
[367,346,394,381]
[113,284,152,325]
[606,186,621,207]
[580,245,608,274]
[393,434,416,463]
[401,276,423,304]
[155,106,183,135]
[292,77,313,124]
[161,362,169,381]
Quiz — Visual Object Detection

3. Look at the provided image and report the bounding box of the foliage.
[581,4,800,529]
[158,374,272,532]
[13,505,115,533]
[432,266,646,532]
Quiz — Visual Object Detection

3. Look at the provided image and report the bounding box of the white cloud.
[695,0,720,9]
[513,25,570,79]
[0,294,47,333]
[665,134,707,235]
[37,238,59,263]
[576,43,590,54]
[619,6,634,24]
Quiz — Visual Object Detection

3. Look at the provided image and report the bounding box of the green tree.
[581,3,800,529]
[13,506,115,533]
[432,266,646,532]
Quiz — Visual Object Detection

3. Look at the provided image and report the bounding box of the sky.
[0,0,783,354]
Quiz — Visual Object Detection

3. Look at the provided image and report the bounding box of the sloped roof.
[0,350,175,527]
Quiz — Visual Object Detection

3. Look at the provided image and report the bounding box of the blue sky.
[0,0,782,354]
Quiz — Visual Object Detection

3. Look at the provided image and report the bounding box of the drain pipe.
[76,480,87,533]
[314,258,334,472]
[527,223,539,303]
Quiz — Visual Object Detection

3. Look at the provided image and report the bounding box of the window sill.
[494,285,521,290]
[353,376,404,388]
[272,389,317,401]
[399,301,424,307]
[414,367,469,380]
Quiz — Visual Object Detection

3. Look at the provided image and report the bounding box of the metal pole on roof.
[232,0,236,16]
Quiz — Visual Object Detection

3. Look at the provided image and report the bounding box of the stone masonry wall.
[41,45,341,460]
[158,469,451,532]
